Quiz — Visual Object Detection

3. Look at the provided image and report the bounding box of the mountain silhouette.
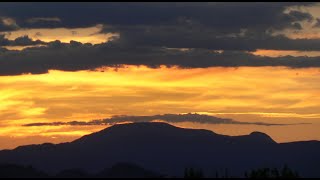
[0,122,319,177]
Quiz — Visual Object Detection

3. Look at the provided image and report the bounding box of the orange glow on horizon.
[251,49,320,57]
[0,66,320,149]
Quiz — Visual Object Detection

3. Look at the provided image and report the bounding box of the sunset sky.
[0,2,320,149]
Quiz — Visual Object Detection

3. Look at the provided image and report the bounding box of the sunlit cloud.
[2,44,46,50]
[0,17,19,29]
[251,49,320,57]
[25,113,303,127]
[1,25,118,44]
[197,111,320,119]
[272,3,320,39]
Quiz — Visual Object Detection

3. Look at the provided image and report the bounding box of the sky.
[0,2,320,150]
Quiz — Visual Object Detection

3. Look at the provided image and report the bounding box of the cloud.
[102,25,320,51]
[23,113,305,127]
[0,17,19,31]
[1,41,320,75]
[286,10,313,22]
[0,35,10,46]
[26,17,61,24]
[0,3,317,46]
[1,3,316,47]
[0,3,314,30]
[0,34,46,46]
[10,35,45,46]
[0,3,319,75]
[25,17,62,29]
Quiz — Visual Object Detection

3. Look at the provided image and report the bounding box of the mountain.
[0,122,319,177]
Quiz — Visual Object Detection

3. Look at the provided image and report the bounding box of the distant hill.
[0,164,48,178]
[0,163,161,178]
[96,162,163,178]
[0,122,319,177]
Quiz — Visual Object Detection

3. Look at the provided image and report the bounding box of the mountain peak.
[109,121,177,129]
[248,131,276,144]
[74,122,217,144]
[98,122,182,135]
[250,131,268,136]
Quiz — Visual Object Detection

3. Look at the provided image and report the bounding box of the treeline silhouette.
[0,163,301,178]
[184,165,300,178]
[244,165,300,178]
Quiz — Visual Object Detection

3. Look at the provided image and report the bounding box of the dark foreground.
[0,163,300,178]
[0,122,319,178]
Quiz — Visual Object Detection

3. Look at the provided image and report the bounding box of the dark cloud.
[103,25,320,51]
[0,35,46,46]
[0,35,10,45]
[0,3,319,75]
[291,22,303,30]
[23,113,306,127]
[1,41,320,75]
[0,3,314,30]
[287,10,313,22]
[11,35,45,46]
[25,17,62,29]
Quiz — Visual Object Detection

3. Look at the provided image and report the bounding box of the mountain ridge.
[0,122,319,177]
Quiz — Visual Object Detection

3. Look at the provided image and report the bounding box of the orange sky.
[1,25,118,45]
[1,3,320,150]
[0,66,319,150]
[251,49,320,57]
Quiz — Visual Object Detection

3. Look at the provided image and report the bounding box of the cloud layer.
[1,40,320,75]
[0,3,320,75]
[23,113,307,127]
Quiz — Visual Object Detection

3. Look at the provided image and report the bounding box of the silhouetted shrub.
[245,164,300,178]
[184,167,204,178]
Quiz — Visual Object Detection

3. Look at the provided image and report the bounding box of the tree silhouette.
[184,167,204,178]
[245,164,300,178]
